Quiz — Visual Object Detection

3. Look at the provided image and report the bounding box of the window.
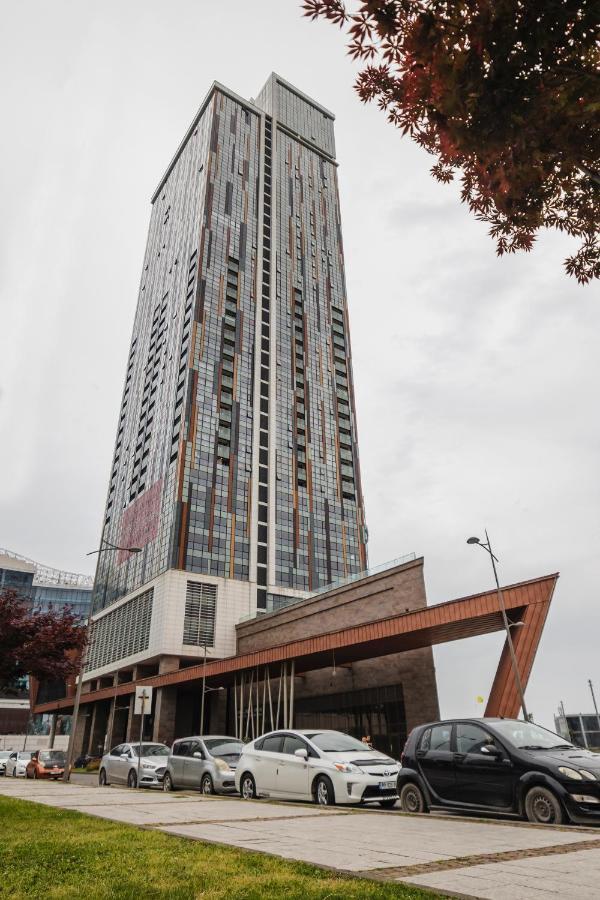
[282,735,310,756]
[111,745,125,757]
[183,581,216,646]
[455,723,499,755]
[86,589,153,671]
[187,740,203,758]
[428,724,452,751]
[259,735,284,753]
[174,741,192,757]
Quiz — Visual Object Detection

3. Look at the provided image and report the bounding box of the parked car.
[98,742,170,788]
[5,751,32,777]
[236,729,400,806]
[163,735,244,794]
[0,751,12,775]
[26,749,66,780]
[398,717,600,826]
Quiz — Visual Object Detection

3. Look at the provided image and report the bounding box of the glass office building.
[87,74,368,680]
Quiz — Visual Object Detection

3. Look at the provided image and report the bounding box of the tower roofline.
[151,74,335,204]
[151,80,260,204]
[263,72,335,120]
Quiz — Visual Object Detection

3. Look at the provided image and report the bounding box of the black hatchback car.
[398,718,600,825]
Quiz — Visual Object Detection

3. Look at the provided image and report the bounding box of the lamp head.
[467,537,481,545]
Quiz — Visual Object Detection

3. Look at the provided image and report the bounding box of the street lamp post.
[62,541,142,782]
[467,530,529,721]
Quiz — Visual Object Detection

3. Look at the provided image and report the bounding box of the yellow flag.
[476,696,484,704]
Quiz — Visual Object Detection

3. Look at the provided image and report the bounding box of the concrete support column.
[125,694,136,743]
[48,713,57,749]
[72,704,90,758]
[152,656,180,746]
[86,703,98,756]
[152,687,177,745]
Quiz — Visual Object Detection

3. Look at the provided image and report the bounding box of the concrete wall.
[236,558,428,653]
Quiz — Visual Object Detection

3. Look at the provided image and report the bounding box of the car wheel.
[127,769,138,789]
[99,768,108,787]
[378,799,397,809]
[314,775,335,806]
[163,772,176,792]
[201,774,215,795]
[399,782,427,814]
[525,786,564,825]
[240,773,257,800]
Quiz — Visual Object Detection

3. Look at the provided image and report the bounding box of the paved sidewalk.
[2,778,599,898]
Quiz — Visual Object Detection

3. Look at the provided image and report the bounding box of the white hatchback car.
[235,729,400,807]
[5,751,32,777]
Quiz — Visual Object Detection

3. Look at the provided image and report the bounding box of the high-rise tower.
[88,74,367,679]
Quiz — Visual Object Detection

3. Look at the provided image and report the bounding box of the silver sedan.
[98,742,170,788]
[163,736,244,794]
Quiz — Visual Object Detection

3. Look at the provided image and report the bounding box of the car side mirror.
[121,753,129,760]
[193,751,204,759]
[294,748,308,759]
[481,745,502,757]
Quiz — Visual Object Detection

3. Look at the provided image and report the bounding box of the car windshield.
[18,752,32,760]
[132,744,170,757]
[306,732,372,753]
[203,739,244,757]
[493,720,574,750]
[39,751,66,765]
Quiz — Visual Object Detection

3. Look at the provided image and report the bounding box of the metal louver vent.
[183,581,216,646]
[85,588,153,672]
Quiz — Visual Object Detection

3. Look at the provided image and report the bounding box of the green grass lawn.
[0,796,439,900]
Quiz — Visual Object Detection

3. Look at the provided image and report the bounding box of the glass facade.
[92,74,367,618]
[293,684,407,760]
[32,585,91,620]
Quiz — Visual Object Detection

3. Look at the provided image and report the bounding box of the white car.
[98,742,170,788]
[0,750,12,775]
[5,751,32,777]
[235,729,400,807]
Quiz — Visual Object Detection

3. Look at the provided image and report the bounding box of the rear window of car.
[421,725,452,751]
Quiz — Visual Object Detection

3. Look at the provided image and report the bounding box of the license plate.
[379,780,395,790]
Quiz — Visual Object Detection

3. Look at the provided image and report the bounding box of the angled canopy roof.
[33,573,558,720]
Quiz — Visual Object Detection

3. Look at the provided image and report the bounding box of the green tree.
[303,0,599,282]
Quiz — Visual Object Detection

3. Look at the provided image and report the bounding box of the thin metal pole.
[275,666,282,729]
[266,668,273,730]
[589,679,600,731]
[282,661,288,730]
[62,616,92,781]
[200,641,207,735]
[137,696,145,789]
[234,675,238,739]
[245,671,254,741]
[255,666,260,736]
[289,660,295,729]
[239,672,244,741]
[261,669,266,734]
[486,530,529,721]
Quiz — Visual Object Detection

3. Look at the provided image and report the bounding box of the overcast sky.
[1,1,598,729]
